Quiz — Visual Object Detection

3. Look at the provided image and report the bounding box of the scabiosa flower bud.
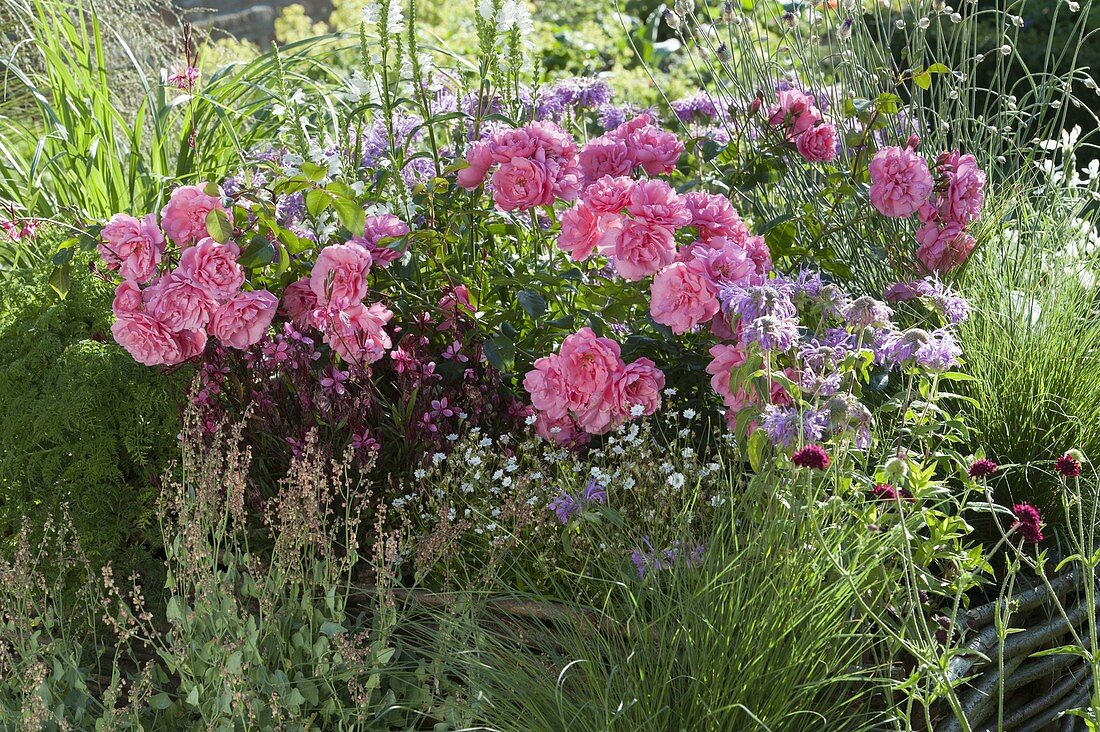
[968,458,998,478]
[836,17,853,41]
[716,43,731,63]
[792,444,830,470]
[1056,453,1082,478]
[884,456,909,482]
[907,133,921,150]
[1011,503,1043,543]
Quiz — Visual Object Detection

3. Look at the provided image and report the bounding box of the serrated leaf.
[483,335,515,373]
[306,188,334,217]
[205,208,232,243]
[517,289,546,319]
[48,264,70,299]
[237,238,276,269]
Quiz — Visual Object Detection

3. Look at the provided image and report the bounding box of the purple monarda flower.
[842,295,893,328]
[582,477,607,505]
[549,493,580,524]
[743,315,801,353]
[761,406,828,448]
[721,284,797,321]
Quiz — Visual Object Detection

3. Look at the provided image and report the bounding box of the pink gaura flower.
[491,157,554,211]
[99,213,165,282]
[112,280,144,316]
[457,141,495,189]
[916,222,976,274]
[578,136,635,184]
[111,312,204,366]
[323,302,393,365]
[612,358,665,418]
[144,272,217,332]
[650,261,720,334]
[684,192,751,243]
[795,123,838,163]
[160,184,227,247]
[869,146,934,218]
[210,290,278,349]
[310,242,372,310]
[626,179,691,229]
[599,219,677,281]
[281,277,319,329]
[176,237,244,301]
[583,175,635,215]
[558,202,609,261]
[768,89,822,140]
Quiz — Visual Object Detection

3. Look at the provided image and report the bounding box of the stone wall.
[173,0,333,47]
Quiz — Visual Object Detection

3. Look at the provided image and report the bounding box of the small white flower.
[669,473,686,489]
[630,404,645,417]
[682,408,696,420]
[413,468,426,479]
[525,414,538,426]
[663,387,678,397]
[432,452,446,465]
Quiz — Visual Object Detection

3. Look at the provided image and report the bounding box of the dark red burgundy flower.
[792,444,830,470]
[1055,453,1082,478]
[1011,503,1043,543]
[968,458,998,479]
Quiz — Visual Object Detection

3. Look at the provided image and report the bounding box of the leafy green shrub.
[0,255,184,571]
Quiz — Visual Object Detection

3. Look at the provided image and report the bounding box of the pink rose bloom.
[488,127,542,161]
[650,261,719,334]
[626,179,692,229]
[491,158,553,211]
[795,124,838,163]
[176,237,244,301]
[574,393,619,435]
[600,219,676,281]
[624,125,684,176]
[111,312,191,366]
[578,137,635,184]
[557,327,625,414]
[527,121,578,158]
[534,411,588,447]
[936,150,986,225]
[310,243,372,310]
[355,214,410,267]
[547,156,584,202]
[583,175,635,215]
[742,235,773,277]
[210,290,278,349]
[684,192,750,243]
[457,141,495,189]
[324,302,393,364]
[767,89,822,140]
[144,272,217,332]
[112,280,144,316]
[868,146,933,218]
[99,213,164,282]
[524,354,571,421]
[916,223,976,274]
[706,343,748,407]
[612,357,664,418]
[160,184,227,247]
[693,242,757,288]
[558,203,607,261]
[281,277,319,329]
[606,114,653,141]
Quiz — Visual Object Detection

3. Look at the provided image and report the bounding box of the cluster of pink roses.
[766,89,838,164]
[280,213,409,365]
[575,113,685,184]
[558,176,771,335]
[456,121,584,211]
[868,142,986,273]
[102,184,278,366]
[523,327,665,444]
